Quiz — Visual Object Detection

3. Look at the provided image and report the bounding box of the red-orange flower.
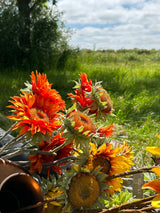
[69,110,96,135]
[90,86,113,115]
[62,109,97,151]
[80,72,92,92]
[31,71,65,111]
[68,73,93,109]
[68,73,113,117]
[29,133,73,175]
[98,124,114,137]
[7,71,65,137]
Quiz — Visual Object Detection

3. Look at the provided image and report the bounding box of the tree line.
[0,0,72,71]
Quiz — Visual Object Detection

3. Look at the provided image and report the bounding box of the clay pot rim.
[0,158,30,174]
[0,172,29,190]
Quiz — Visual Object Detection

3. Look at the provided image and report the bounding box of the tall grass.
[76,49,160,166]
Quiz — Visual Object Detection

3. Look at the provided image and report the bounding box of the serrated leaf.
[100,182,109,190]
[71,120,75,127]
[92,166,103,176]
[78,125,84,132]
[96,173,107,182]
[67,103,76,114]
[21,81,32,93]
[102,101,108,106]
[83,130,90,136]
[73,80,80,89]
[96,198,105,209]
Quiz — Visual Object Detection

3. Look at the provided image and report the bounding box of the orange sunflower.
[68,73,93,110]
[31,71,65,111]
[142,144,160,209]
[97,124,114,138]
[90,86,113,116]
[84,142,134,196]
[7,71,65,137]
[29,133,73,176]
[68,73,113,118]
[62,109,97,151]
[68,110,96,135]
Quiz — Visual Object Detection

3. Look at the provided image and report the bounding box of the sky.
[56,0,160,50]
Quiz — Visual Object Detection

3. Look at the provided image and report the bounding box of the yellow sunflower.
[142,144,160,209]
[57,166,108,212]
[84,142,134,196]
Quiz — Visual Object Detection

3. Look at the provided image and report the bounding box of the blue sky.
[56,0,160,50]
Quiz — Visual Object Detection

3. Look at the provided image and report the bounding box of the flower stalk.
[106,166,158,180]
[0,134,27,155]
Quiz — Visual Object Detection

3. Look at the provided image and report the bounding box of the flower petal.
[152,194,160,209]
[142,180,160,193]
[146,147,160,157]
[152,167,160,178]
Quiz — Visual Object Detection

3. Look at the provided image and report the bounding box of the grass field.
[0,49,160,167]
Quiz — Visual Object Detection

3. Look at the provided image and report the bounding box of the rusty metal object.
[0,159,44,213]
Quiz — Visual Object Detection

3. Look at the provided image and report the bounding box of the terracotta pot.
[0,158,30,183]
[0,159,44,213]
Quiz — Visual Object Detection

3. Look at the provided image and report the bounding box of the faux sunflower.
[31,71,65,112]
[7,71,65,140]
[68,73,113,119]
[61,107,97,151]
[58,166,108,212]
[89,84,113,119]
[84,142,134,196]
[142,143,160,209]
[68,73,93,111]
[29,133,73,176]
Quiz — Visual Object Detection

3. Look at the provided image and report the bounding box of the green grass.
[0,49,160,167]
[76,49,160,166]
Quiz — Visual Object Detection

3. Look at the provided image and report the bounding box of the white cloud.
[57,0,160,49]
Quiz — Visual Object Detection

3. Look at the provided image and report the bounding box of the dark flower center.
[93,156,111,174]
[30,108,49,123]
[67,172,100,208]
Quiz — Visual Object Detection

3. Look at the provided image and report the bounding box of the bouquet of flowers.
[0,71,159,213]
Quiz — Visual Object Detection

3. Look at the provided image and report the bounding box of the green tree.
[0,0,69,70]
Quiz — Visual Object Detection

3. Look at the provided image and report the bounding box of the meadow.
[0,48,160,167]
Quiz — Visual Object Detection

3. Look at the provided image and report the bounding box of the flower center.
[80,115,88,124]
[98,88,112,113]
[67,172,100,208]
[70,111,96,134]
[30,108,49,123]
[93,156,111,174]
[79,187,90,200]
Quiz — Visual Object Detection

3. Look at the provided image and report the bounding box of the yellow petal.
[152,194,160,208]
[142,180,160,193]
[157,135,160,139]
[145,147,160,157]
[152,167,160,178]
[48,201,61,206]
